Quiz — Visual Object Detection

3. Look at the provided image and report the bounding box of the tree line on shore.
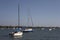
[0,26,59,29]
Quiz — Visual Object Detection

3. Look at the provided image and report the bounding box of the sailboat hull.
[9,31,23,36]
[22,28,33,33]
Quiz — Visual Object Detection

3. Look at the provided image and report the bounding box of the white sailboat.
[22,7,33,32]
[9,31,23,36]
[9,0,23,36]
[23,28,33,32]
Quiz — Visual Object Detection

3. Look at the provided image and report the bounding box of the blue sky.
[0,0,60,27]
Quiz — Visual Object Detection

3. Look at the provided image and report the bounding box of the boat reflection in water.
[13,35,23,38]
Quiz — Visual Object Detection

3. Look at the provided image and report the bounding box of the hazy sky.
[0,0,60,27]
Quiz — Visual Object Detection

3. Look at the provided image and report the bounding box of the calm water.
[0,27,60,40]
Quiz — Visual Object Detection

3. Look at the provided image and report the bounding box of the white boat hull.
[23,28,33,32]
[9,31,23,36]
[14,32,23,36]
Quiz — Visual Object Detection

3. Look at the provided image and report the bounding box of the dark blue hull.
[22,31,33,33]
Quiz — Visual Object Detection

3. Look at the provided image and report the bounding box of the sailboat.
[9,0,23,36]
[22,7,33,32]
[22,28,33,32]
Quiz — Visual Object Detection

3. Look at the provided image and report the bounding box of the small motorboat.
[49,28,52,31]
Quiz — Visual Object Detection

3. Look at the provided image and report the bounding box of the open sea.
[0,27,60,40]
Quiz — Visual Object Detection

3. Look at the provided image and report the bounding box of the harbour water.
[0,27,60,40]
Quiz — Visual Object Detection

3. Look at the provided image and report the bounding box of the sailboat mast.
[27,8,33,27]
[18,0,20,27]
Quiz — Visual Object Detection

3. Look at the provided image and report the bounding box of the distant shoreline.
[0,26,60,28]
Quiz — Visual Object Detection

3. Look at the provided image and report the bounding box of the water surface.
[0,27,60,40]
